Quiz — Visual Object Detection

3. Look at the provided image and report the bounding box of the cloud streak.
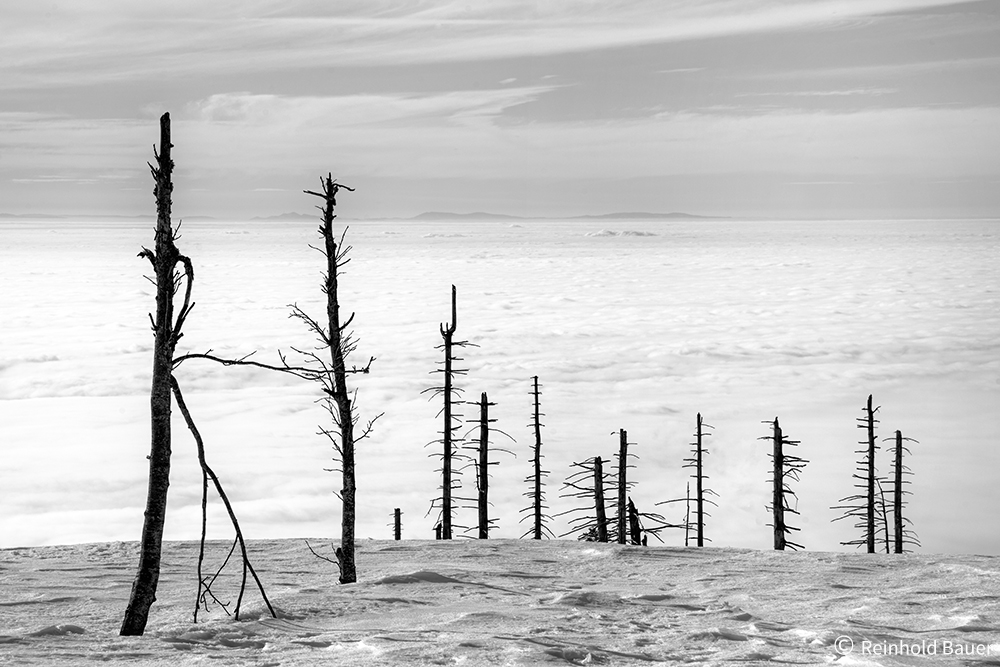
[2,0,974,89]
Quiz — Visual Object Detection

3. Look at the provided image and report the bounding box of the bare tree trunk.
[893,430,903,554]
[477,392,490,539]
[695,414,704,547]
[122,113,184,636]
[863,395,877,554]
[440,286,457,540]
[305,175,359,584]
[627,498,642,545]
[617,429,628,545]
[531,376,543,540]
[594,457,608,543]
[772,418,786,551]
[394,508,402,541]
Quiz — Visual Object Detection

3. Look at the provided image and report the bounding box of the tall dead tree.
[465,391,515,538]
[293,175,379,584]
[761,417,808,551]
[424,286,472,539]
[831,395,884,553]
[887,430,920,553]
[556,456,612,541]
[519,376,553,539]
[682,413,717,547]
[123,114,278,634]
[121,113,187,636]
[613,429,636,545]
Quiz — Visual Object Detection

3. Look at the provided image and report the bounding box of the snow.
[1,217,999,554]
[2,539,1000,665]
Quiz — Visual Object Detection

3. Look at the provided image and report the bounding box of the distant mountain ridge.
[1,210,725,222]
[408,211,725,221]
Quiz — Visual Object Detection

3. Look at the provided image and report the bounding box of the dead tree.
[556,456,612,541]
[831,395,885,553]
[293,175,379,585]
[519,376,553,539]
[122,114,276,635]
[682,413,717,547]
[612,429,637,545]
[392,509,402,540]
[684,483,691,546]
[120,113,187,636]
[887,430,920,553]
[761,417,808,551]
[423,286,473,539]
[464,392,515,538]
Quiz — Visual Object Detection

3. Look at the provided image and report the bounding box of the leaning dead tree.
[556,456,613,541]
[464,392,515,538]
[626,497,671,546]
[682,413,717,547]
[173,379,275,623]
[424,286,473,539]
[887,430,920,553]
[295,175,379,584]
[121,113,276,635]
[831,395,884,553]
[519,376,553,539]
[761,417,808,551]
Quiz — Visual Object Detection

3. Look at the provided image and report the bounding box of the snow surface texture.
[1,218,999,553]
[2,539,1000,666]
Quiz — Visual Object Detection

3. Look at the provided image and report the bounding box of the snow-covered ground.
[2,538,999,666]
[1,217,999,553]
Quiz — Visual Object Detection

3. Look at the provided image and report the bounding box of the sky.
[2,0,1000,219]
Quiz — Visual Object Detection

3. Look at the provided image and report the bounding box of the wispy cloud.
[2,0,973,89]
[735,88,899,97]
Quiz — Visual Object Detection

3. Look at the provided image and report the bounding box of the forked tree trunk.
[121,113,179,636]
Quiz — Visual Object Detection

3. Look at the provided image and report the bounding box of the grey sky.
[2,0,998,218]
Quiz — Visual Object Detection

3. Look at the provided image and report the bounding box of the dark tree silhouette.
[465,391,515,538]
[392,508,402,541]
[556,456,612,541]
[887,429,920,553]
[424,286,473,539]
[761,417,808,551]
[831,395,884,553]
[612,429,637,545]
[121,113,186,637]
[519,376,553,539]
[293,175,379,584]
[123,114,281,634]
[682,413,717,546]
